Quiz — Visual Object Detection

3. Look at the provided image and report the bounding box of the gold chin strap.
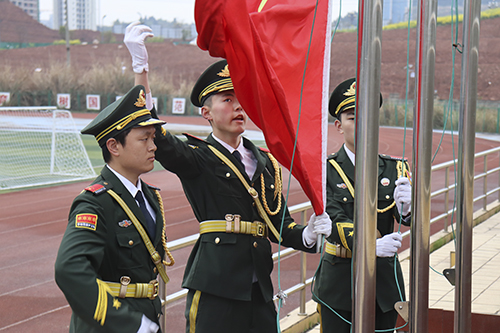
[107,189,174,284]
[328,159,395,213]
[207,145,282,242]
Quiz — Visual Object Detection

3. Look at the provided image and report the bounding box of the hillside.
[0,14,499,101]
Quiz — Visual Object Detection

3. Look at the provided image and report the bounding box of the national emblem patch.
[118,220,132,228]
[75,214,98,231]
[381,178,390,186]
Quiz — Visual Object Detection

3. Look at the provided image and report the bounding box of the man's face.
[335,109,356,152]
[202,90,247,139]
[117,125,157,177]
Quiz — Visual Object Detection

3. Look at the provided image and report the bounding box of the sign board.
[57,94,71,109]
[86,95,101,111]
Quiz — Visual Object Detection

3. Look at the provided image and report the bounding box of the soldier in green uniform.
[54,85,174,333]
[124,22,332,333]
[312,78,412,332]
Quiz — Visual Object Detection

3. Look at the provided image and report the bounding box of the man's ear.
[334,119,343,134]
[106,138,120,157]
[201,106,212,121]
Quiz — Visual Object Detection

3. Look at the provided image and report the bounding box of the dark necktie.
[135,190,156,240]
[232,150,245,172]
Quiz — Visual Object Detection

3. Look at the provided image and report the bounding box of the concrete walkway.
[285,205,500,333]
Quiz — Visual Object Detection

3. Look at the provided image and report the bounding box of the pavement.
[283,202,500,333]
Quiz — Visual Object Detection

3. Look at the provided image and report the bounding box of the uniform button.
[270,184,275,190]
[104,182,108,185]
[226,173,231,178]
[215,237,220,244]
[253,242,258,248]
[252,202,256,207]
[128,240,134,246]
[386,195,390,199]
[343,197,347,202]
[153,267,157,273]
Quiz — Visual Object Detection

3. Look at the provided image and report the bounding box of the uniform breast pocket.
[214,165,242,198]
[333,190,353,206]
[116,232,145,270]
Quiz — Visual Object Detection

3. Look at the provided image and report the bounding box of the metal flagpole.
[352,0,383,330]
[455,0,480,331]
[409,0,437,331]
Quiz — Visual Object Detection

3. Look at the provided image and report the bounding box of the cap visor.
[137,119,166,127]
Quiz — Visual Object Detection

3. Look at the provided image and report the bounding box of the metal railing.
[159,146,500,330]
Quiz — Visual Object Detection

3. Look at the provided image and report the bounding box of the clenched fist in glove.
[376,232,402,257]
[394,177,411,216]
[303,212,332,247]
[124,21,154,74]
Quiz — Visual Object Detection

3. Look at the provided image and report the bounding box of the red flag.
[195,0,332,215]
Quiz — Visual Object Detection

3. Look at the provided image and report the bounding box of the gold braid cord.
[154,190,175,267]
[260,152,282,216]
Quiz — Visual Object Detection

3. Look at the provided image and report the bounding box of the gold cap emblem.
[344,82,356,97]
[134,90,146,107]
[217,65,230,77]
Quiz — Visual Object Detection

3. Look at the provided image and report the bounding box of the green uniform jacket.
[54,166,165,333]
[313,145,410,313]
[154,131,314,303]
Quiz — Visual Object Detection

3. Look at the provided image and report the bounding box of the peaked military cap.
[81,85,165,146]
[190,59,234,107]
[329,78,383,119]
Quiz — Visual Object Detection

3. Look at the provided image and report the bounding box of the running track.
[1,115,499,332]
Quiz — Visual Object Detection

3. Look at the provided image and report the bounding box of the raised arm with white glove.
[376,232,402,257]
[394,177,411,216]
[124,21,154,110]
[302,212,332,248]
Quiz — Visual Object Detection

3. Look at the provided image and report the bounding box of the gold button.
[215,237,220,244]
[226,173,231,178]
[386,195,390,199]
[343,197,347,202]
[128,240,134,246]
[253,242,258,248]
[104,182,108,185]
[153,267,157,273]
[270,184,275,190]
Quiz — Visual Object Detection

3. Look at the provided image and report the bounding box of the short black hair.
[102,128,132,163]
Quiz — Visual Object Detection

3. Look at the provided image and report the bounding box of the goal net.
[0,107,96,190]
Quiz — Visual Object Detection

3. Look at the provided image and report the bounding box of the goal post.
[0,107,97,190]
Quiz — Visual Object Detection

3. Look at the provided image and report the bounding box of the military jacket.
[313,145,410,313]
[54,166,165,333]
[154,130,313,303]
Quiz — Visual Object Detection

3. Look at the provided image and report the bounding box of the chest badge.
[381,178,390,186]
[337,183,347,190]
[118,220,132,228]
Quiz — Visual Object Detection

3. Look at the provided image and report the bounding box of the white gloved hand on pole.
[302,212,332,247]
[394,177,411,216]
[376,232,402,257]
[124,21,154,74]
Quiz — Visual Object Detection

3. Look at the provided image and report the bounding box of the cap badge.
[344,82,356,97]
[134,90,146,107]
[217,65,230,77]
[381,178,390,186]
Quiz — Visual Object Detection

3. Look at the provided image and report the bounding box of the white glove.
[394,177,411,216]
[137,314,159,333]
[124,21,154,74]
[303,212,332,247]
[376,232,402,257]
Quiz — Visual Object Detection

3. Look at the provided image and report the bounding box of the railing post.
[483,156,488,210]
[299,210,308,315]
[444,166,450,232]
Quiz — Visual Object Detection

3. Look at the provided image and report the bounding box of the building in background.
[53,0,96,31]
[8,0,39,21]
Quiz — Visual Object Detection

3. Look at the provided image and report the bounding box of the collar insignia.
[381,178,390,186]
[344,82,356,96]
[118,219,132,228]
[337,183,347,189]
[134,89,146,107]
[217,65,230,77]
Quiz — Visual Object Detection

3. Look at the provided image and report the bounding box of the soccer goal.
[0,107,96,190]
